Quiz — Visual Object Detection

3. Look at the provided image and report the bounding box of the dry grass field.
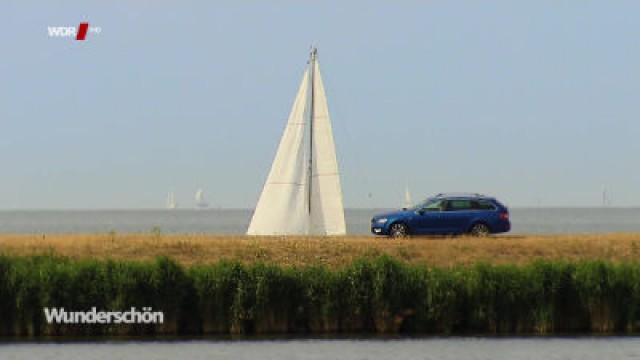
[1,232,640,267]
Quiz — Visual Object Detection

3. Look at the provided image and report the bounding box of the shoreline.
[0,233,639,267]
[3,333,640,342]
[2,233,640,337]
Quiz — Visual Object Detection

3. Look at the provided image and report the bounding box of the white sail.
[403,185,413,209]
[166,192,177,209]
[248,49,346,235]
[247,68,311,235]
[309,59,346,235]
[195,189,209,208]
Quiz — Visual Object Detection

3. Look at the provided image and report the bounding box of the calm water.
[1,338,640,359]
[0,208,639,235]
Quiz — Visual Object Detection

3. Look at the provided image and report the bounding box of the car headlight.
[376,218,388,224]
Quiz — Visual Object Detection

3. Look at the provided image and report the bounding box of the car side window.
[446,200,473,211]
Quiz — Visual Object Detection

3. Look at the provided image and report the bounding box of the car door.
[408,199,448,234]
[442,199,475,233]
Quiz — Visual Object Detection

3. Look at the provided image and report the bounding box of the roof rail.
[434,192,485,198]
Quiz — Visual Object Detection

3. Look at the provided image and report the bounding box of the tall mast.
[307,47,317,214]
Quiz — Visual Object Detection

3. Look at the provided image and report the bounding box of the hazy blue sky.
[1,1,639,209]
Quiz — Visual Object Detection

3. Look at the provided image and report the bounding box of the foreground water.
[0,208,639,235]
[1,338,639,359]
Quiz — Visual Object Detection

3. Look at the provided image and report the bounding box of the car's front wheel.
[389,223,409,238]
[469,223,490,237]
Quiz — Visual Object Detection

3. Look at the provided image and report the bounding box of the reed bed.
[0,233,640,267]
[1,255,640,336]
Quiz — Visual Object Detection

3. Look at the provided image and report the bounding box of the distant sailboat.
[195,189,209,209]
[166,192,177,209]
[602,187,611,207]
[403,185,413,209]
[247,48,346,235]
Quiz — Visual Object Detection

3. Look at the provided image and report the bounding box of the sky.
[0,1,639,209]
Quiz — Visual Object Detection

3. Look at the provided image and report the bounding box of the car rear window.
[473,200,496,210]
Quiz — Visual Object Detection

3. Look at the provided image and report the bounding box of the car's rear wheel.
[389,223,409,238]
[469,223,490,237]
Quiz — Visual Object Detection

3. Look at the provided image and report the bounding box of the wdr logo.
[48,22,101,41]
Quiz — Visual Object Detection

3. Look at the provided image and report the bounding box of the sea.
[1,337,640,359]
[0,208,639,235]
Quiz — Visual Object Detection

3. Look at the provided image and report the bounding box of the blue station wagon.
[371,193,510,237]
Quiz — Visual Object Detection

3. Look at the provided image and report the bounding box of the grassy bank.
[1,233,640,267]
[1,255,640,336]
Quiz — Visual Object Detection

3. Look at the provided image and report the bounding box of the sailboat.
[195,189,209,209]
[166,192,177,209]
[247,48,346,235]
[403,185,413,209]
[602,187,611,207]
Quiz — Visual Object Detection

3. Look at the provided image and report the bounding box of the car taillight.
[499,212,509,220]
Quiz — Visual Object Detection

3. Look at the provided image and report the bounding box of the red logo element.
[76,22,89,41]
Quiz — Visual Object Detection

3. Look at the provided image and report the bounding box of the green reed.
[0,255,639,336]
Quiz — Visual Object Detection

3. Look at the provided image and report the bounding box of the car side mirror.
[415,209,425,215]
